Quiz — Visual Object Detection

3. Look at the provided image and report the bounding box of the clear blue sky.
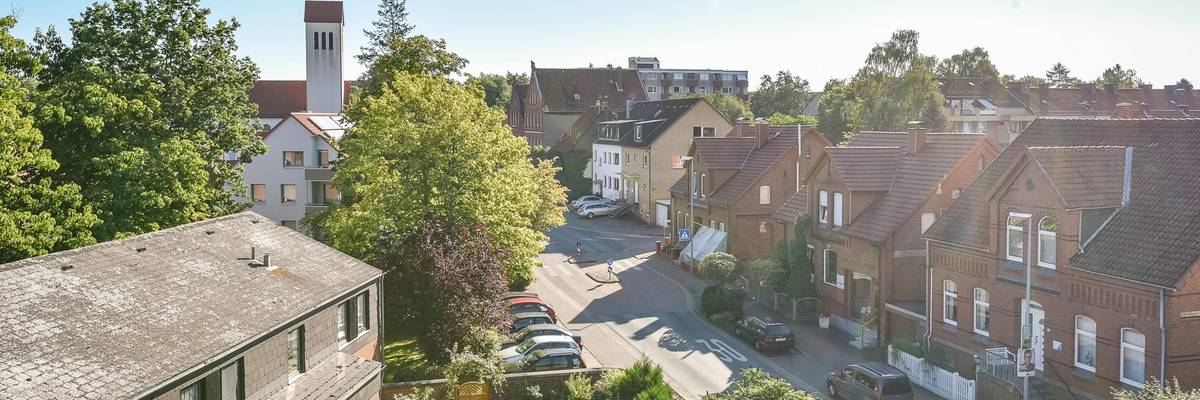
[4,0,1198,89]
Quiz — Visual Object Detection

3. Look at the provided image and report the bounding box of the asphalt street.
[531,213,830,399]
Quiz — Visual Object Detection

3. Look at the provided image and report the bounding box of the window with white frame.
[818,190,829,228]
[833,192,844,227]
[722,87,733,94]
[281,184,297,204]
[943,280,958,325]
[283,151,304,167]
[1039,217,1057,268]
[699,173,706,198]
[647,86,657,93]
[1007,214,1028,262]
[824,250,840,286]
[759,185,771,205]
[973,288,989,335]
[1075,316,1097,372]
[1121,328,1146,387]
[921,212,936,233]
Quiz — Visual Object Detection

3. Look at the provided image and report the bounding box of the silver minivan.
[827,362,914,400]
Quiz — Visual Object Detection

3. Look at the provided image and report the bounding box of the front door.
[852,275,871,319]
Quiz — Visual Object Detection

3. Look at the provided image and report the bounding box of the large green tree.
[1045,62,1081,88]
[0,16,98,263]
[816,79,858,145]
[936,47,1001,81]
[1095,63,1143,88]
[750,71,812,118]
[358,0,413,66]
[466,73,512,110]
[672,92,752,121]
[850,30,945,131]
[31,0,265,241]
[322,72,565,288]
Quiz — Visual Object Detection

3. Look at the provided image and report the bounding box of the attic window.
[573,93,582,101]
[635,126,643,141]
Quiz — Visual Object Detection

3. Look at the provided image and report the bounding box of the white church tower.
[304,1,344,113]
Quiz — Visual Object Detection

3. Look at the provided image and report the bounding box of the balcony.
[304,167,333,181]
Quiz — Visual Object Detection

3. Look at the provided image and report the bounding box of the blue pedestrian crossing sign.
[678,228,692,242]
[607,258,614,267]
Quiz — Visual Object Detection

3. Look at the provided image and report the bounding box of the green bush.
[701,285,723,317]
[719,287,746,319]
[518,385,543,400]
[699,252,738,285]
[702,368,816,400]
[562,374,596,400]
[392,387,436,400]
[749,259,787,293]
[599,359,673,400]
[442,348,506,398]
[709,311,736,326]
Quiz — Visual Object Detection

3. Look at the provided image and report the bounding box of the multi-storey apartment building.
[592,97,733,226]
[804,127,998,348]
[629,56,749,101]
[940,79,1199,147]
[244,0,351,229]
[668,124,828,266]
[923,113,1200,400]
[0,211,384,399]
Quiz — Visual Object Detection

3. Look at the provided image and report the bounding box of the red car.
[506,297,558,322]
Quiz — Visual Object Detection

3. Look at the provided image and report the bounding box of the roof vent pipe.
[1122,146,1133,206]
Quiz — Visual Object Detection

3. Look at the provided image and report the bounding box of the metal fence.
[978,347,1021,392]
[746,277,820,322]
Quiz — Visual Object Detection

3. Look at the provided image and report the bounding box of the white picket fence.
[888,345,976,400]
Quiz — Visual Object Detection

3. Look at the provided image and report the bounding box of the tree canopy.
[936,47,1000,81]
[765,113,817,126]
[850,30,945,132]
[0,16,98,263]
[672,92,753,122]
[750,71,812,118]
[702,368,816,400]
[31,0,265,241]
[321,71,565,288]
[466,73,511,110]
[358,0,413,66]
[1045,62,1081,88]
[816,79,859,145]
[1095,63,1143,88]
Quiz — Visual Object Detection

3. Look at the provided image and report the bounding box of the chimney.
[1038,83,1051,114]
[262,253,272,268]
[735,121,752,138]
[1082,83,1097,97]
[1121,146,1133,206]
[1112,102,1145,118]
[755,124,771,149]
[1104,83,1119,94]
[907,121,928,154]
[304,0,345,113]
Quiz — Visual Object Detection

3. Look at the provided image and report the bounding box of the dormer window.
[635,126,643,141]
[573,93,582,101]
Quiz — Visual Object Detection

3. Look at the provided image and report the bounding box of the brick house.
[0,212,384,400]
[804,127,998,348]
[505,62,646,149]
[667,123,828,265]
[940,78,1199,147]
[922,114,1200,399]
[592,97,733,226]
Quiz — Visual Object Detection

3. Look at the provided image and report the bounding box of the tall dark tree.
[358,0,413,66]
[1095,63,1142,88]
[31,0,265,241]
[850,29,944,131]
[750,71,811,118]
[1178,78,1192,86]
[936,47,1000,81]
[466,73,511,109]
[0,16,98,262]
[380,218,510,362]
[817,79,858,145]
[786,219,814,298]
[1045,62,1080,88]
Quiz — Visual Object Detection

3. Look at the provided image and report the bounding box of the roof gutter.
[135,275,383,399]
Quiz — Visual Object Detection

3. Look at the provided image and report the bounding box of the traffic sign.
[607,258,614,267]
[678,228,692,241]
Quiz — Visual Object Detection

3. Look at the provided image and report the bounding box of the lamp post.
[681,155,695,269]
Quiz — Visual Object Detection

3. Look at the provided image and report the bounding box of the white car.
[576,203,618,219]
[498,335,581,366]
[572,197,614,211]
[569,195,604,209]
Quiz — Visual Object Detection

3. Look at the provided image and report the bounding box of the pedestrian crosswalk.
[539,258,647,278]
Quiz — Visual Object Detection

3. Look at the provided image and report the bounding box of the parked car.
[510,311,554,333]
[733,316,795,352]
[504,348,586,373]
[507,297,558,322]
[506,323,582,348]
[498,335,581,366]
[569,195,604,210]
[826,362,914,400]
[501,291,540,301]
[571,197,614,210]
[576,202,619,219]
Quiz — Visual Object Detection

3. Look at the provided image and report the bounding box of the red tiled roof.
[846,131,908,148]
[840,133,990,242]
[709,126,801,205]
[923,117,1200,288]
[304,1,343,23]
[773,190,809,223]
[533,67,646,114]
[826,147,904,191]
[1027,146,1127,209]
[249,80,353,117]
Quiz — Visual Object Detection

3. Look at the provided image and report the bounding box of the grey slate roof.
[0,212,383,399]
[826,147,904,191]
[619,97,709,148]
[924,117,1200,288]
[1027,146,1127,209]
[265,353,381,400]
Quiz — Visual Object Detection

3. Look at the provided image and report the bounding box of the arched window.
[313,32,319,50]
[1039,217,1057,268]
[943,280,958,326]
[328,32,335,50]
[1075,316,1097,372]
[973,288,990,336]
[1121,328,1146,387]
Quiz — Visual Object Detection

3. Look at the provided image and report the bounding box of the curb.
[585,271,620,284]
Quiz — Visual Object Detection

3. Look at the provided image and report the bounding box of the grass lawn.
[383,323,441,383]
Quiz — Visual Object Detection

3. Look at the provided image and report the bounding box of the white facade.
[630,57,748,101]
[241,117,341,227]
[593,143,624,200]
[305,21,343,113]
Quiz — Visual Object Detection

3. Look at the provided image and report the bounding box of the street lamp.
[681,155,695,269]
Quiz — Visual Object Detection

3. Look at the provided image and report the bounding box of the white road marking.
[695,338,748,362]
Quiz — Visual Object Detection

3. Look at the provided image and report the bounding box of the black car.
[510,311,554,333]
[733,316,795,352]
[505,348,586,373]
[827,362,914,400]
[505,323,583,348]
